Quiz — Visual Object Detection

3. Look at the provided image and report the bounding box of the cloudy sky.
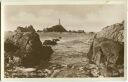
[4,4,125,32]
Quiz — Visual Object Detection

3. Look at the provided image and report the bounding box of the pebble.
[50,69,60,77]
[78,67,84,71]
[91,68,100,77]
[44,69,52,74]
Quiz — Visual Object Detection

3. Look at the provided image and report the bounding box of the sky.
[4,4,125,32]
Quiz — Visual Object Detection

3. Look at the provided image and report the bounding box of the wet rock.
[86,64,98,69]
[50,69,61,77]
[44,69,52,75]
[43,40,57,45]
[90,68,100,77]
[78,67,84,71]
[52,39,60,42]
[43,38,60,45]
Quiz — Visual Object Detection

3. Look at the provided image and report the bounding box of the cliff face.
[87,21,124,77]
[5,26,53,67]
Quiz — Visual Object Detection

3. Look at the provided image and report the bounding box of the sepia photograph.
[3,3,126,78]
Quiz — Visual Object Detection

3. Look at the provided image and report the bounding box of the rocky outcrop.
[96,21,124,42]
[5,26,53,67]
[43,39,60,45]
[15,25,36,33]
[87,21,124,77]
[91,37,123,65]
[43,25,67,32]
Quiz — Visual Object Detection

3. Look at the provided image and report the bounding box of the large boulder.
[5,26,53,67]
[87,21,124,77]
[90,37,124,66]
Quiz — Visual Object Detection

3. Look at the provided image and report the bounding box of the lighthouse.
[59,19,61,25]
[43,18,67,32]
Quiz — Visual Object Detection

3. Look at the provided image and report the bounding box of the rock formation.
[5,26,54,67]
[15,25,36,33]
[96,21,124,42]
[87,21,124,77]
[43,25,67,32]
[43,19,67,32]
[43,39,60,45]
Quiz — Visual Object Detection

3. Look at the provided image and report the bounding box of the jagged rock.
[5,27,53,67]
[15,25,36,32]
[87,21,124,77]
[96,21,124,42]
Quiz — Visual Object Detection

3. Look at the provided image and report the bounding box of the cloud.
[10,12,36,23]
[5,5,125,31]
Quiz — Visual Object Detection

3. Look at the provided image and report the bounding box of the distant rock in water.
[5,26,53,67]
[43,19,67,32]
[43,39,60,45]
[43,25,67,32]
[87,21,124,77]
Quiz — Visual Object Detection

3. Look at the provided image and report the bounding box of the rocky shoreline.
[4,21,124,78]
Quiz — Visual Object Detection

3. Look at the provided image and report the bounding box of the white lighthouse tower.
[59,19,61,25]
